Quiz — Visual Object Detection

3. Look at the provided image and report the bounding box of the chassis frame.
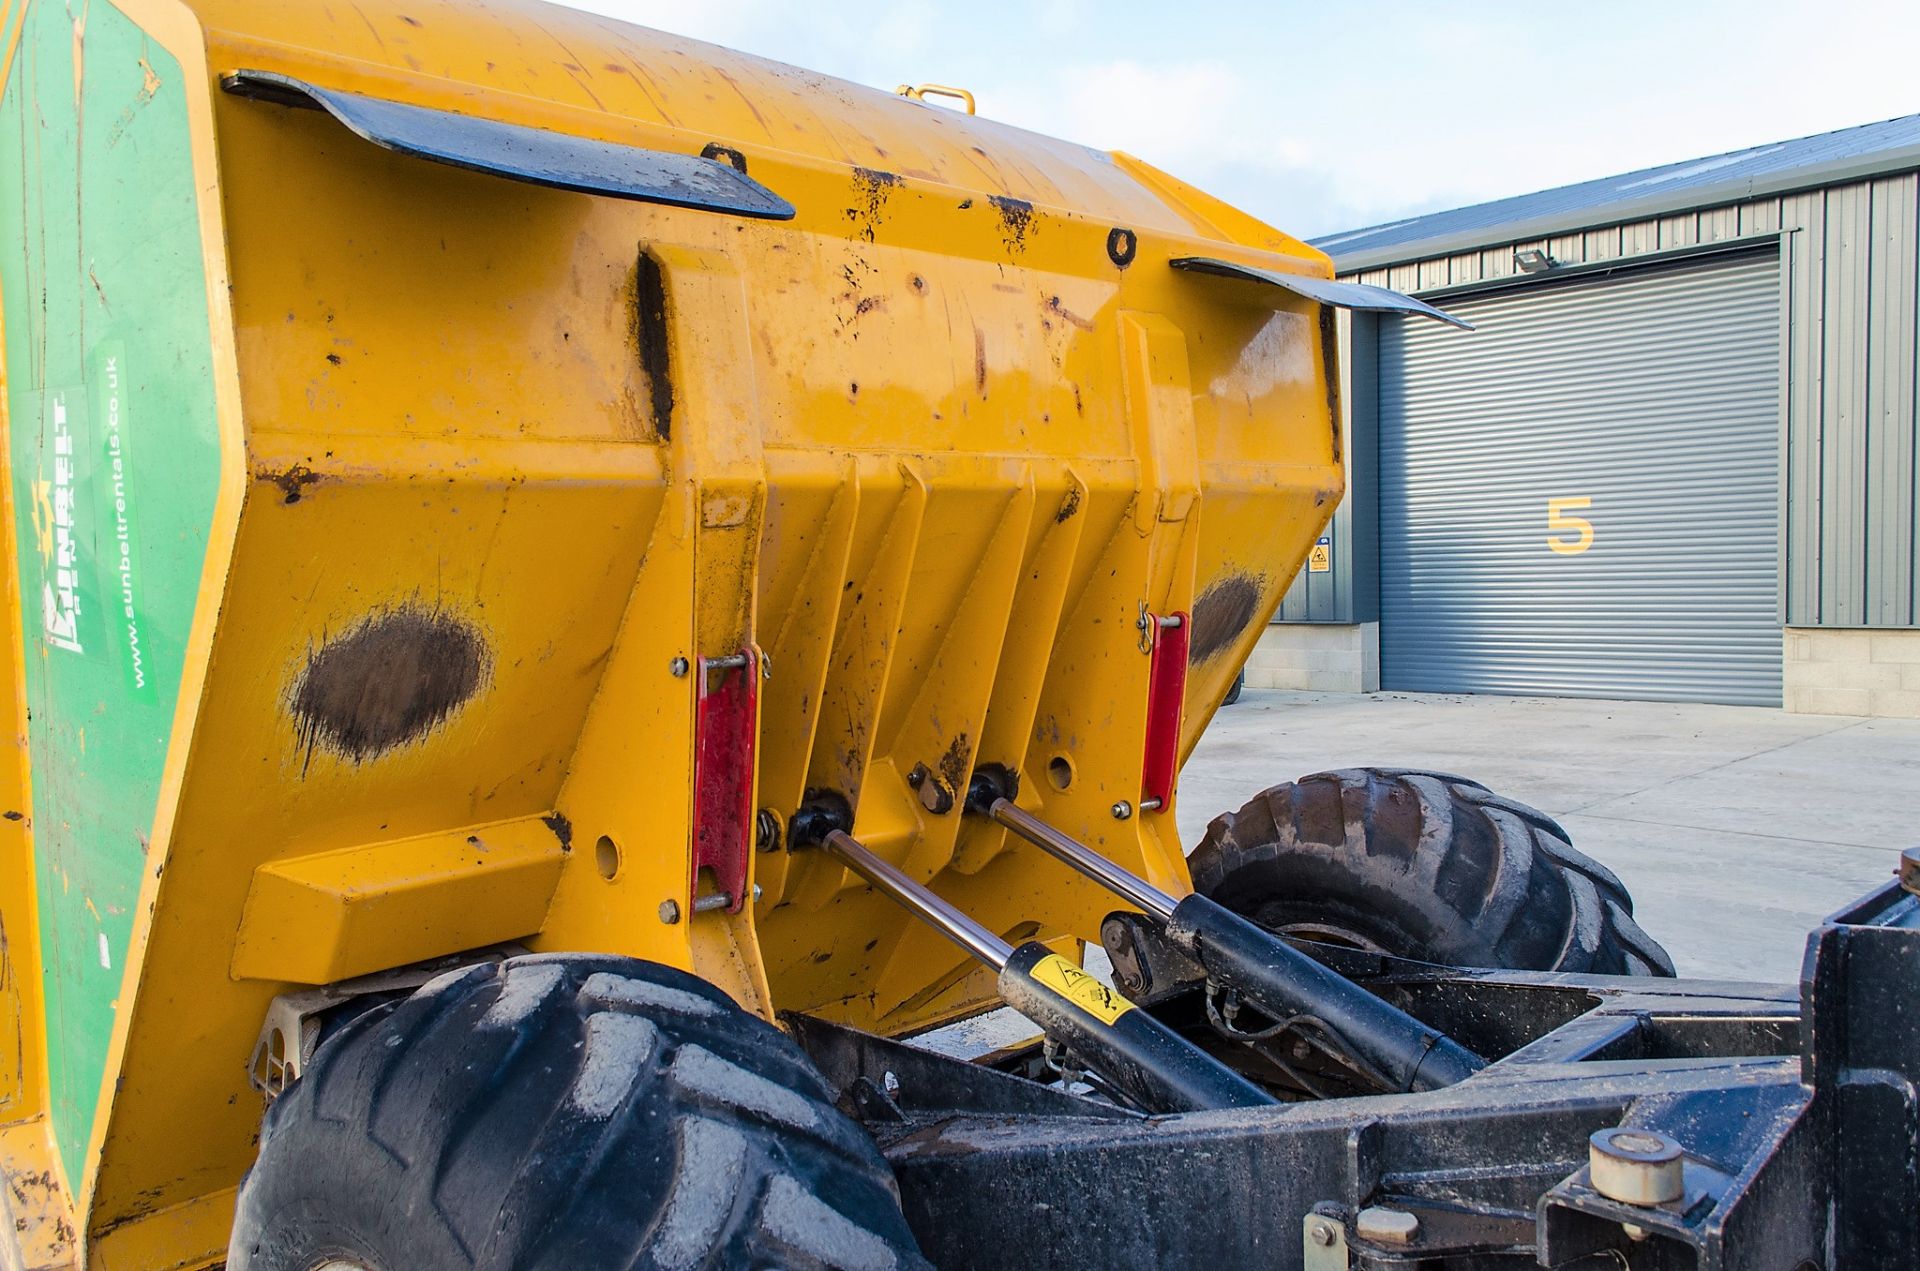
[788,876,1920,1270]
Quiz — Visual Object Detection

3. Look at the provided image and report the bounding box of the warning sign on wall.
[1308,536,1332,573]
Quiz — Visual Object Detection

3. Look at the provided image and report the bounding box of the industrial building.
[1252,113,1920,717]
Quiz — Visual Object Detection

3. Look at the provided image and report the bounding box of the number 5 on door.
[1547,497,1594,555]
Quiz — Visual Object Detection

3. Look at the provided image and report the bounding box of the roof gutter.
[1324,140,1920,275]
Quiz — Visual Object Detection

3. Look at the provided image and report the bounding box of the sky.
[545,0,1920,241]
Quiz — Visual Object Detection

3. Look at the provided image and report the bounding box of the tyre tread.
[1188,767,1676,977]
[230,955,924,1271]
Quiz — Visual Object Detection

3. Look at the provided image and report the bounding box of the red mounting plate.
[690,645,761,913]
[1140,612,1188,808]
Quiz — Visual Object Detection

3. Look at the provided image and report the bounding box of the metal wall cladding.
[1378,251,1782,705]
[1348,173,1920,630]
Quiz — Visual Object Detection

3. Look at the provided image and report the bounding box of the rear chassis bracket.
[789,877,1920,1270]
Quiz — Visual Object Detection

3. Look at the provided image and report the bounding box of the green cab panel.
[0,0,221,1185]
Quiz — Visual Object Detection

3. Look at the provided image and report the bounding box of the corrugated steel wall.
[1377,253,1782,704]
[1334,173,1920,630]
[1275,312,1376,623]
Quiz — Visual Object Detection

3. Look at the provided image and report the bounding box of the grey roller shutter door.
[1379,251,1782,705]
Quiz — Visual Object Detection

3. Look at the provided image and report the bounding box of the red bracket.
[1140,611,1188,810]
[691,645,761,913]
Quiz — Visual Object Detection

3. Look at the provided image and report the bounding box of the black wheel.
[230,954,926,1271]
[1222,671,1245,706]
[1188,767,1675,976]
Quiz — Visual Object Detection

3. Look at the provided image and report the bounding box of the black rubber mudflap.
[229,954,927,1270]
[1189,767,1676,976]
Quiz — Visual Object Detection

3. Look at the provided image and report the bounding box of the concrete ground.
[1182,689,1920,983]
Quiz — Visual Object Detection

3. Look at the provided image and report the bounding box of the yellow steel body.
[0,0,1345,1262]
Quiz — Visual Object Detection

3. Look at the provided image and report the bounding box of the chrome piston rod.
[822,830,1013,970]
[988,799,1178,920]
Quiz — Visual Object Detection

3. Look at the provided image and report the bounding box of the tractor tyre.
[1188,767,1675,976]
[229,954,925,1271]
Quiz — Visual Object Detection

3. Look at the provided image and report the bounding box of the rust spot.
[0,811,20,822]
[543,813,574,849]
[261,465,322,505]
[988,195,1035,252]
[847,167,900,244]
[853,295,884,317]
[937,733,972,792]
[1055,486,1082,523]
[973,327,988,393]
[700,142,748,173]
[633,251,674,439]
[325,352,343,366]
[398,13,423,25]
[290,606,489,765]
[1188,574,1264,665]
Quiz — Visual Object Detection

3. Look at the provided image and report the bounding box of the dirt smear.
[1188,574,1265,664]
[291,605,489,767]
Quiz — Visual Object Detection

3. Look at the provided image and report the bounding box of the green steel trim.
[0,0,221,1186]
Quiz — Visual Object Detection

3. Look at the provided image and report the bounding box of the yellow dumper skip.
[0,0,1406,1261]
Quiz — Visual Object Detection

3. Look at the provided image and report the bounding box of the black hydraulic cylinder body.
[808,820,1274,1115]
[996,941,1276,1114]
[1167,892,1484,1091]
[978,795,1483,1093]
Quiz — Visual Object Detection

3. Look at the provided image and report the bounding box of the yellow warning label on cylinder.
[1029,953,1135,1025]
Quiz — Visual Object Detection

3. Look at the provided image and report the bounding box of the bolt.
[692,885,763,915]
[1308,1220,1337,1247]
[658,899,682,924]
[916,772,955,815]
[669,656,690,677]
[1111,800,1133,820]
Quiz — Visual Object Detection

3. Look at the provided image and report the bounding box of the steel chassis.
[788,875,1920,1271]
